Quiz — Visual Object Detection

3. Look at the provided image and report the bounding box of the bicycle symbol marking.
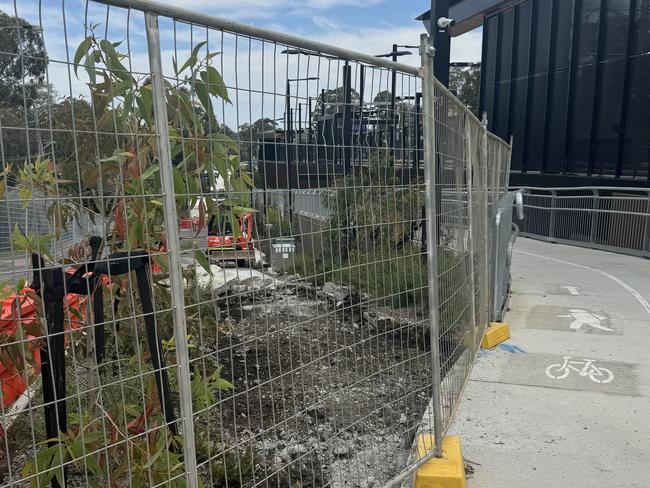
[545,356,614,384]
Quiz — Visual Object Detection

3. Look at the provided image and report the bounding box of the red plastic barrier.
[0,272,88,409]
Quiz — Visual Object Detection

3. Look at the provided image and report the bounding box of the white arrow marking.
[562,286,580,295]
[518,250,650,315]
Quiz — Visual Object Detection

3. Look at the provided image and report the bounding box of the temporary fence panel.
[429,80,512,440]
[0,1,512,487]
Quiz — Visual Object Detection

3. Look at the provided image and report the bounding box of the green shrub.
[256,207,291,238]
[331,246,427,308]
[289,251,325,285]
[291,243,470,335]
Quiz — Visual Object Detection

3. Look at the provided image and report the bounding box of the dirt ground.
[202,273,435,487]
[0,269,455,487]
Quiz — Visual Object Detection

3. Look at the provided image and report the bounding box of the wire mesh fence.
[0,1,511,486]
[515,187,650,258]
[0,186,105,281]
[427,80,509,440]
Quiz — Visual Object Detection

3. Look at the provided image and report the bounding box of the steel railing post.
[590,189,600,244]
[145,13,199,487]
[642,191,650,258]
[420,33,443,458]
[549,189,557,241]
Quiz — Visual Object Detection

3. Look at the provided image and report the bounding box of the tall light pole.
[375,45,417,155]
[285,77,318,143]
[283,75,318,217]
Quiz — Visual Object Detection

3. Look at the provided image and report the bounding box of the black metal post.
[401,105,407,170]
[320,89,326,117]
[41,267,67,488]
[93,288,105,364]
[587,0,608,176]
[390,44,397,151]
[286,79,293,216]
[414,92,422,179]
[308,97,313,143]
[430,0,451,87]
[343,62,352,174]
[358,65,365,168]
[135,265,177,435]
[616,0,638,178]
[298,104,302,139]
[286,79,292,142]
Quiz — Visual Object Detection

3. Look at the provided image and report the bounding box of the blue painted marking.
[498,343,525,354]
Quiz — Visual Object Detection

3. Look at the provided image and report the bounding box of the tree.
[0,11,48,169]
[313,86,360,119]
[238,117,277,162]
[449,65,480,115]
[373,90,392,105]
[368,90,416,150]
[373,89,393,122]
[48,96,111,183]
[325,150,423,259]
[0,10,47,109]
[239,118,277,144]
[13,30,254,269]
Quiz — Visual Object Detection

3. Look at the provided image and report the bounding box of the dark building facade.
[480,0,650,186]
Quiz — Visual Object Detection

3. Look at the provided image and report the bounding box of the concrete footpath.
[448,237,650,487]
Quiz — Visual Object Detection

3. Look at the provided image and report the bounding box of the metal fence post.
[481,129,490,327]
[549,189,557,241]
[463,117,479,348]
[420,33,443,458]
[481,113,491,325]
[492,208,502,322]
[145,13,199,487]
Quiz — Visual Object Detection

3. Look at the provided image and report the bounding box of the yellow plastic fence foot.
[414,435,466,488]
[481,321,511,349]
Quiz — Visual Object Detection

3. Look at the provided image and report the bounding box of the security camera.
[437,17,456,30]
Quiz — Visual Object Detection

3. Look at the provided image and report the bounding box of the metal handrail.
[93,0,421,77]
[515,186,650,258]
[512,185,650,194]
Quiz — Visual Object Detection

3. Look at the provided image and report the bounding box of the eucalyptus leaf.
[202,66,230,103]
[140,164,160,181]
[73,36,92,76]
[194,249,212,276]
